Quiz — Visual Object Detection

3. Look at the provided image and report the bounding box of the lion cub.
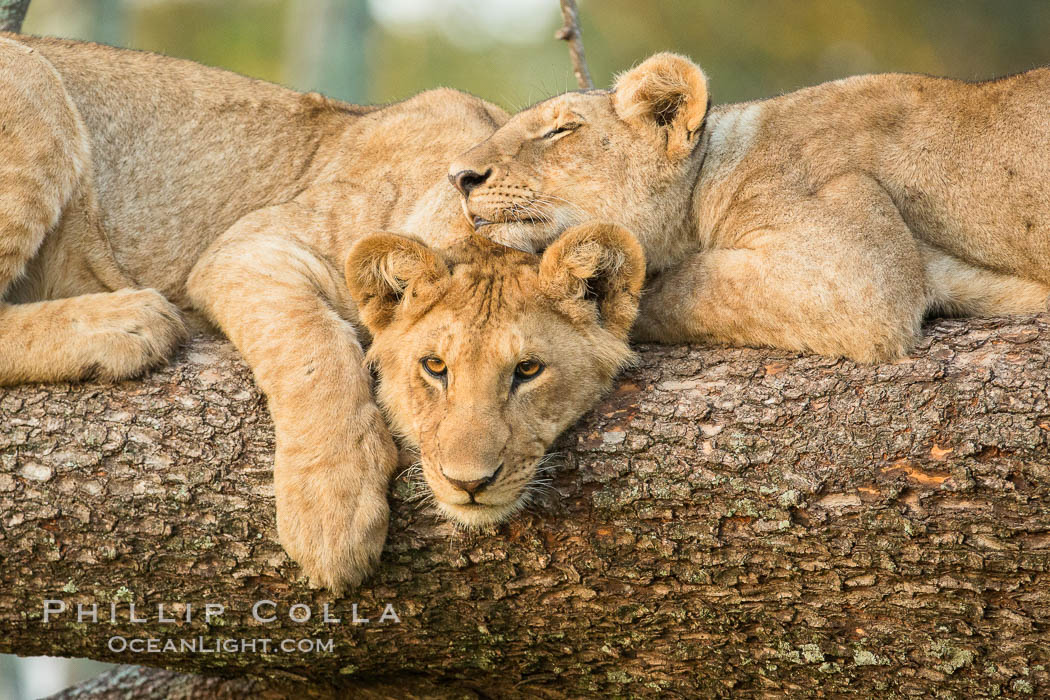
[345,223,644,525]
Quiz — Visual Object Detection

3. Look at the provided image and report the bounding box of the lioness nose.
[449,168,491,197]
[443,464,502,496]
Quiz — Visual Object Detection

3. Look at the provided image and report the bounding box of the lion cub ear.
[613,52,709,160]
[345,234,450,334]
[539,223,646,339]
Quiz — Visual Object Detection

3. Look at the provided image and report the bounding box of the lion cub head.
[346,223,645,526]
[447,53,708,269]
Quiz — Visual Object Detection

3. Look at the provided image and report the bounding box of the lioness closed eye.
[345,223,645,524]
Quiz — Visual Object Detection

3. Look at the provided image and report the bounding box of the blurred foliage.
[133,1,289,83]
[581,0,1050,102]
[19,0,1050,110]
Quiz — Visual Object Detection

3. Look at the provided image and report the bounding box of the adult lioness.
[450,53,1050,363]
[0,33,598,592]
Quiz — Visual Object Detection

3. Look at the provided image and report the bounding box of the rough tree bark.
[46,664,466,699]
[0,0,30,32]
[4,317,1050,697]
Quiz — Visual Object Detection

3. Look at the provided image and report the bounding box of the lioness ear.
[345,233,449,334]
[613,52,709,160]
[539,223,646,339]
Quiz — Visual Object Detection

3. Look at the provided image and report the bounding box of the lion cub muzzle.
[442,463,502,498]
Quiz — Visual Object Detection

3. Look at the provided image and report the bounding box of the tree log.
[46,664,470,699]
[3,316,1050,697]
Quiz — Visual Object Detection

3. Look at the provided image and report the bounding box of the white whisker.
[531,192,591,223]
[395,460,423,483]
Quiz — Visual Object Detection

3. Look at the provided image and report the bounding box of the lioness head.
[448,53,708,268]
[345,223,644,526]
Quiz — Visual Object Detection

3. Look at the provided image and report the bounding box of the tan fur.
[346,224,643,526]
[0,33,534,592]
[450,52,1050,363]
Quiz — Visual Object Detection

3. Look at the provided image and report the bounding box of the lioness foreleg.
[634,175,927,363]
[186,204,397,593]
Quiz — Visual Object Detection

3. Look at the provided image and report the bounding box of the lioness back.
[1,33,507,303]
[4,33,340,295]
[747,69,1050,285]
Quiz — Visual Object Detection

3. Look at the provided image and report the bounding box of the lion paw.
[274,426,397,594]
[76,288,187,381]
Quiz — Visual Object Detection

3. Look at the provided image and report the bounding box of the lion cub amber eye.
[514,359,544,380]
[422,356,447,377]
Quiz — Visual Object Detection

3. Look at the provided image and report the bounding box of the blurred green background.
[4,1,1050,698]
[21,0,1050,111]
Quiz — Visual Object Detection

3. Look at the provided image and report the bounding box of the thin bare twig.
[0,0,30,33]
[555,0,594,89]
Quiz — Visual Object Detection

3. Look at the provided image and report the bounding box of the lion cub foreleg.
[187,205,398,593]
[0,160,185,388]
[0,37,82,298]
[0,38,184,385]
[635,175,928,363]
[0,288,186,385]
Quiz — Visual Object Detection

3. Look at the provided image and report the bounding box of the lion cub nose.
[449,168,491,197]
[443,464,503,496]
